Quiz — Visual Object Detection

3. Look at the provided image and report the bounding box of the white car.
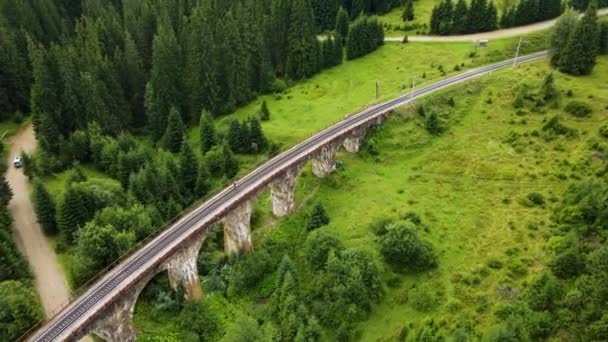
[13,157,22,168]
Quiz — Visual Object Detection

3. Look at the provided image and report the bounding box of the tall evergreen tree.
[163,107,185,153]
[484,1,498,32]
[199,111,216,154]
[286,0,320,80]
[145,21,182,140]
[599,21,608,55]
[32,179,57,236]
[466,0,487,33]
[57,187,88,244]
[270,0,292,76]
[179,141,198,202]
[222,145,239,179]
[122,31,146,128]
[336,6,350,40]
[260,101,271,121]
[308,202,330,230]
[351,0,371,18]
[227,120,246,154]
[0,175,12,206]
[312,0,340,31]
[550,9,579,67]
[248,117,267,153]
[559,4,599,75]
[452,0,468,33]
[403,0,415,22]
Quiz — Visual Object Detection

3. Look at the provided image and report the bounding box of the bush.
[378,222,437,272]
[426,111,442,135]
[369,216,395,236]
[305,230,344,270]
[565,101,592,117]
[526,272,561,311]
[600,124,608,138]
[526,192,545,207]
[233,250,274,292]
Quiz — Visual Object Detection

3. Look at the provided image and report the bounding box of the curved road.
[29,51,548,342]
[386,8,608,42]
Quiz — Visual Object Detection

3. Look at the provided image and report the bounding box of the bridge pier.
[163,231,207,301]
[312,142,339,178]
[271,162,304,217]
[222,200,253,255]
[84,272,157,342]
[343,127,367,153]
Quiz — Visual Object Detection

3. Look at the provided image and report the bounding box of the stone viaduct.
[71,114,388,342]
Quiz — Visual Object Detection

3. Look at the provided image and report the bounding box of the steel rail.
[29,51,547,342]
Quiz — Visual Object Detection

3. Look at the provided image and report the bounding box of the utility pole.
[513,37,529,67]
[411,75,420,102]
[375,81,379,99]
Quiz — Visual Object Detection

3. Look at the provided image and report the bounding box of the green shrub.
[565,101,592,117]
[526,192,545,207]
[526,272,561,311]
[305,230,344,271]
[307,202,330,230]
[378,222,437,272]
[600,124,608,138]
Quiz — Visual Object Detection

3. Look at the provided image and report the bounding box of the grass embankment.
[379,0,439,35]
[134,48,608,340]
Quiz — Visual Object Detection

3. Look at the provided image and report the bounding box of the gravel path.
[6,125,71,318]
[386,8,608,42]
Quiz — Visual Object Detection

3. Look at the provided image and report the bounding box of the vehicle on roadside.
[13,157,22,168]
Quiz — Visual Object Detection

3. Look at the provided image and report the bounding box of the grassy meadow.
[135,52,608,340]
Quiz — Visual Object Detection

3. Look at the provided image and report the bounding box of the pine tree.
[312,0,340,31]
[430,5,441,34]
[222,145,239,179]
[123,31,146,128]
[186,6,220,116]
[333,33,344,65]
[199,111,216,154]
[559,4,599,76]
[336,6,350,41]
[286,0,320,80]
[260,101,271,121]
[550,9,579,67]
[57,187,88,244]
[179,141,198,202]
[0,175,12,206]
[270,0,292,76]
[426,111,442,135]
[248,117,267,153]
[351,0,371,18]
[196,160,210,198]
[145,22,182,140]
[402,0,415,22]
[227,120,245,154]
[163,107,185,153]
[466,0,487,33]
[452,0,468,34]
[482,1,498,32]
[32,179,57,235]
[599,21,608,55]
[308,202,330,230]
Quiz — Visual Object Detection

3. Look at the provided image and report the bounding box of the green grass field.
[188,32,547,175]
[136,54,608,340]
[379,0,439,35]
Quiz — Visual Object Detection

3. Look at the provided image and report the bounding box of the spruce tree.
[286,0,320,80]
[145,22,182,140]
[466,0,487,33]
[260,101,271,121]
[484,1,498,32]
[403,0,415,22]
[163,107,185,153]
[57,187,88,244]
[227,120,245,154]
[222,145,239,179]
[179,141,198,202]
[199,111,216,154]
[123,31,146,128]
[308,202,330,230]
[452,0,468,34]
[333,33,344,65]
[351,0,371,18]
[599,21,608,55]
[336,6,350,41]
[550,9,579,67]
[196,160,210,198]
[0,175,12,206]
[426,111,442,135]
[248,117,267,153]
[559,4,599,76]
[32,179,57,235]
[312,0,340,31]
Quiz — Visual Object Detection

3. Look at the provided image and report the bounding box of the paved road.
[6,126,72,317]
[28,51,548,342]
[385,8,608,42]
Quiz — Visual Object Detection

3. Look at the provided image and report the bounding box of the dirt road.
[6,125,72,317]
[386,8,608,42]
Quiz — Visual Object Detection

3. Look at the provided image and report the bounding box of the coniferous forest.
[0,0,390,339]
